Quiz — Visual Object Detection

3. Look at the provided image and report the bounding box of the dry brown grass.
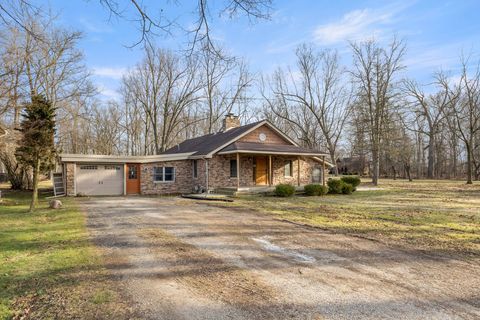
[225,179,480,257]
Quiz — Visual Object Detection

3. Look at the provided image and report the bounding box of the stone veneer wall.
[207,154,327,189]
[264,156,327,186]
[64,156,329,196]
[141,160,199,195]
[207,155,255,188]
[64,162,75,196]
[192,159,208,191]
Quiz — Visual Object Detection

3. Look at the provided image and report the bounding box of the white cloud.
[404,49,457,71]
[79,18,113,33]
[313,2,412,45]
[92,67,127,80]
[97,84,121,101]
[406,43,480,74]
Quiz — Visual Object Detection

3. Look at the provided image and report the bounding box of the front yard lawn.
[227,179,480,257]
[0,186,134,319]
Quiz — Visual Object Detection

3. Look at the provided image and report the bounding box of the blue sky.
[35,0,480,101]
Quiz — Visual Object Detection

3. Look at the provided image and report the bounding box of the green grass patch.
[0,187,132,319]
[91,290,113,305]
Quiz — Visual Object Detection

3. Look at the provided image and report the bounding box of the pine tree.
[15,95,57,212]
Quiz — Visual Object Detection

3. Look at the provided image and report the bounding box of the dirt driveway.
[81,197,480,320]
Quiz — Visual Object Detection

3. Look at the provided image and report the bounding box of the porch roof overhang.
[217,142,329,158]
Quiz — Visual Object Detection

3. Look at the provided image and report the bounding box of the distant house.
[59,114,333,196]
[336,157,370,176]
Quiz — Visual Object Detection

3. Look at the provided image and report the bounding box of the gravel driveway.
[80,197,480,320]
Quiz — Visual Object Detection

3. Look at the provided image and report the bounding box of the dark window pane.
[230,160,237,177]
[128,166,137,179]
[164,167,174,181]
[193,160,198,178]
[153,167,163,181]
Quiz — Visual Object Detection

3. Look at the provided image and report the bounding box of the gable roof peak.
[162,118,298,157]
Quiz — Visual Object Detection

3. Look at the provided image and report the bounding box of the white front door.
[76,164,124,196]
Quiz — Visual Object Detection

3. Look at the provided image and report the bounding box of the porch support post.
[297,156,301,186]
[236,153,240,190]
[268,155,272,186]
[322,155,326,186]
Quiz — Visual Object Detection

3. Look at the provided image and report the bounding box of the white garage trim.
[76,163,124,196]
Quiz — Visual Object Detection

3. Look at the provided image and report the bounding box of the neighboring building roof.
[218,142,326,157]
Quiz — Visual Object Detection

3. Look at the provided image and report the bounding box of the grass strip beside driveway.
[0,189,134,320]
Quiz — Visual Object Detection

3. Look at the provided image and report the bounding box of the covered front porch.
[212,143,329,192]
[214,184,306,196]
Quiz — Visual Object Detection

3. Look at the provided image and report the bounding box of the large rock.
[49,199,63,209]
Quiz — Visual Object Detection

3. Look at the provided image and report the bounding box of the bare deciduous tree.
[263,44,352,173]
[122,46,204,154]
[1,0,272,52]
[403,74,454,178]
[200,44,252,134]
[350,37,406,185]
[440,57,480,184]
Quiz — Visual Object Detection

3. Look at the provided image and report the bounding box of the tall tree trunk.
[372,148,380,186]
[404,163,412,182]
[452,143,457,179]
[30,158,40,212]
[427,135,435,178]
[466,143,473,184]
[416,133,422,179]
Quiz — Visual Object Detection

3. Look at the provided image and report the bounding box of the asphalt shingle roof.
[162,120,328,157]
[162,121,264,156]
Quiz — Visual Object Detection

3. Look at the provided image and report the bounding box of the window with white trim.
[153,166,175,182]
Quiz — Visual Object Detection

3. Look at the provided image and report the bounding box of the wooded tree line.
[1,9,479,187]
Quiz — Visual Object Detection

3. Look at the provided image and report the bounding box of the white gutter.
[59,152,195,164]
[217,149,330,157]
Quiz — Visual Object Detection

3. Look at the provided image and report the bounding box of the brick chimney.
[222,113,240,131]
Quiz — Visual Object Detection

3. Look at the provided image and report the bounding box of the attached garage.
[76,164,124,196]
[59,153,195,196]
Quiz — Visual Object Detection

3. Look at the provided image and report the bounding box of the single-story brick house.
[59,115,332,196]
